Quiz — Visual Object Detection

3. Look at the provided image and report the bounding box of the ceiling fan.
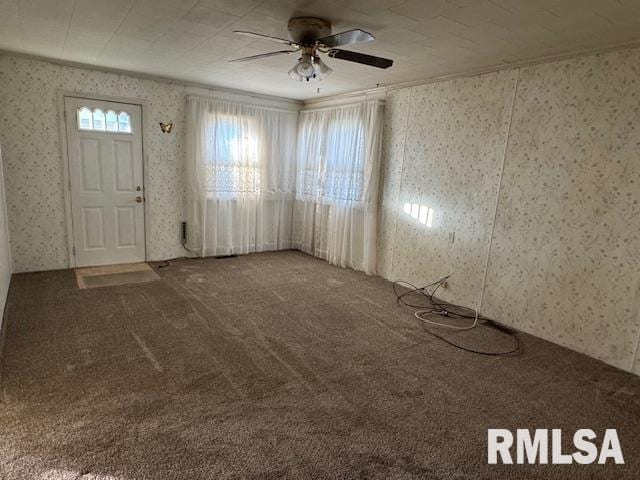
[229,17,393,82]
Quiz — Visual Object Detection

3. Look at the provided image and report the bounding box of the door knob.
[136,196,143,203]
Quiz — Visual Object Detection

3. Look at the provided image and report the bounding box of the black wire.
[182,240,198,256]
[419,321,521,356]
[394,277,495,321]
[393,276,521,356]
[155,251,199,269]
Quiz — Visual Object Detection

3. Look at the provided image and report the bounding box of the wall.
[1,49,639,373]
[0,54,300,273]
[378,46,640,374]
[483,49,640,375]
[0,145,11,328]
[0,55,186,272]
[379,70,518,308]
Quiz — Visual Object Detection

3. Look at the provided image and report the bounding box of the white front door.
[64,97,145,267]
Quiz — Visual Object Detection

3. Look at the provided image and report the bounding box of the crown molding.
[304,39,640,105]
[3,38,640,109]
[0,49,303,107]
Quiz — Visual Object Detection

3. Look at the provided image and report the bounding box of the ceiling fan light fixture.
[288,53,316,82]
[313,55,333,80]
[288,53,333,82]
[296,53,315,79]
[288,65,304,81]
[229,18,394,83]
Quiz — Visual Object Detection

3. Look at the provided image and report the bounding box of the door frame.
[57,90,149,268]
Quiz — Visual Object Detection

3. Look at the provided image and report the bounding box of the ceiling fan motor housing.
[288,17,332,45]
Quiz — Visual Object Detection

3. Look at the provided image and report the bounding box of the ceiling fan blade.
[327,49,393,69]
[233,31,298,47]
[318,29,374,48]
[228,50,299,63]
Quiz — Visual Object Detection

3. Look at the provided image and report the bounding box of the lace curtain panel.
[291,100,384,274]
[185,95,384,274]
[185,96,298,256]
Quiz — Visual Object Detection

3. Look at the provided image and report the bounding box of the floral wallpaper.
[0,55,187,272]
[378,46,640,374]
[377,88,411,280]
[380,70,518,308]
[482,48,640,373]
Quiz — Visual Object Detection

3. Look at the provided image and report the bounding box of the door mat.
[75,262,160,289]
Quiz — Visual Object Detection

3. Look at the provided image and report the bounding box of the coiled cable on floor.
[393,276,520,356]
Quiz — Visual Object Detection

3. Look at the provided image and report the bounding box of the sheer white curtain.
[292,99,384,274]
[185,96,298,256]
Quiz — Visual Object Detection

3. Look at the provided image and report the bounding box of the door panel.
[82,207,105,249]
[79,139,102,191]
[65,97,145,267]
[116,207,136,247]
[114,141,135,192]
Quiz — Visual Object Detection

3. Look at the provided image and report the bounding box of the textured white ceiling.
[1,0,640,100]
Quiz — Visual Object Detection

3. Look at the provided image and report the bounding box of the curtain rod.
[300,98,384,114]
[187,93,300,114]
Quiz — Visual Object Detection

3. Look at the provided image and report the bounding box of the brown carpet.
[0,250,638,479]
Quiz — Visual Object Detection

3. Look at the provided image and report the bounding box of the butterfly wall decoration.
[159,122,174,133]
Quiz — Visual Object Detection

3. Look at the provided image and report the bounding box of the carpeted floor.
[0,250,639,479]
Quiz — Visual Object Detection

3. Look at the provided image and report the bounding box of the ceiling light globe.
[288,66,304,81]
[313,56,333,80]
[295,53,315,78]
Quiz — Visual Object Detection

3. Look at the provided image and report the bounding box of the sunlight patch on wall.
[403,202,434,227]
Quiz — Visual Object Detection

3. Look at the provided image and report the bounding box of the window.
[205,116,259,196]
[322,117,364,202]
[78,107,93,130]
[106,110,118,131]
[93,109,106,130]
[77,107,131,133]
[297,116,366,203]
[118,112,131,133]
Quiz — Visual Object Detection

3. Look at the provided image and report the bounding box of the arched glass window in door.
[76,107,132,134]
[105,110,118,131]
[118,112,131,133]
[93,109,106,131]
[77,107,93,130]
